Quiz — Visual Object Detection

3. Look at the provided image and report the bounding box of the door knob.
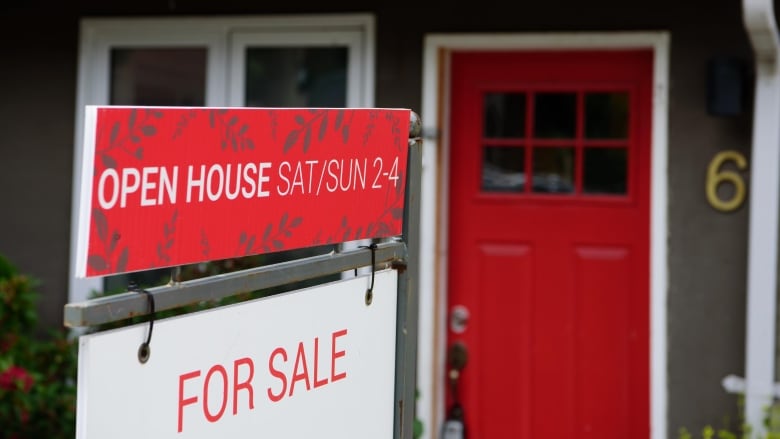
[450,305,470,334]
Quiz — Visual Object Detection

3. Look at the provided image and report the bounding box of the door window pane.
[584,147,628,194]
[110,48,207,106]
[484,93,526,138]
[532,147,574,193]
[245,47,347,107]
[534,93,576,138]
[482,146,525,192]
[585,92,629,139]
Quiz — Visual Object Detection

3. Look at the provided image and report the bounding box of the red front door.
[446,50,651,438]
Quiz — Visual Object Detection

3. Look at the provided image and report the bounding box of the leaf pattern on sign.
[209,110,255,152]
[361,110,379,146]
[238,213,303,255]
[172,109,198,140]
[363,167,407,241]
[200,229,210,258]
[97,108,162,171]
[283,110,353,154]
[156,210,178,264]
[312,215,374,246]
[86,208,129,274]
[386,112,405,151]
[268,110,279,141]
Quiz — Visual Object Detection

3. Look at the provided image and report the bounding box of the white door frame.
[417,32,670,439]
[69,14,375,305]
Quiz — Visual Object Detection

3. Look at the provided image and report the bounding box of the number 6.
[706,150,747,212]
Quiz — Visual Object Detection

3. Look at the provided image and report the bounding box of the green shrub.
[678,395,780,439]
[0,255,77,438]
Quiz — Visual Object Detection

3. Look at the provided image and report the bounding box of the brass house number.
[706,150,748,212]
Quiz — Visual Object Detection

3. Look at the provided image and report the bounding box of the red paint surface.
[446,51,651,438]
[79,107,409,277]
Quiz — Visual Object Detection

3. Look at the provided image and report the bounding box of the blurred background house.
[1,1,778,438]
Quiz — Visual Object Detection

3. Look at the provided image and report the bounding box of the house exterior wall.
[0,1,761,436]
[0,10,79,331]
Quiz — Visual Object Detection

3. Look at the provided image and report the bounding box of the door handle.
[445,342,468,439]
[448,341,468,384]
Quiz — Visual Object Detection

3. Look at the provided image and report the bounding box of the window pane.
[584,147,628,194]
[532,147,574,193]
[110,48,206,106]
[534,93,576,138]
[245,47,347,107]
[484,93,526,138]
[585,92,629,139]
[482,146,525,192]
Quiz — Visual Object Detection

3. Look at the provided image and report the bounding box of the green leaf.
[128,109,137,129]
[141,125,157,136]
[295,115,305,125]
[334,110,344,130]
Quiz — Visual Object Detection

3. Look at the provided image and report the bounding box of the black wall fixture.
[707,56,748,117]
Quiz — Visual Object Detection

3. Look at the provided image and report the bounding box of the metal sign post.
[65,110,422,439]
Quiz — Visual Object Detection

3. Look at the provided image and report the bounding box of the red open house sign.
[76,107,410,277]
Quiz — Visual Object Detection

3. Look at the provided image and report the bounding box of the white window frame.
[69,15,375,304]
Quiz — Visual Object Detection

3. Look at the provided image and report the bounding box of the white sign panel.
[76,269,398,438]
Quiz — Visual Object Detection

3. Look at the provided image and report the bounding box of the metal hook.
[359,243,377,305]
[129,282,155,364]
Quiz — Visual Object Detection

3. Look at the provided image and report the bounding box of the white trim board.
[69,14,376,305]
[418,32,670,439]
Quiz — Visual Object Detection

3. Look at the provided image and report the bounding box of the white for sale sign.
[76,269,398,438]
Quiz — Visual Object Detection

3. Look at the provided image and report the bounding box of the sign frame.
[64,111,421,439]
